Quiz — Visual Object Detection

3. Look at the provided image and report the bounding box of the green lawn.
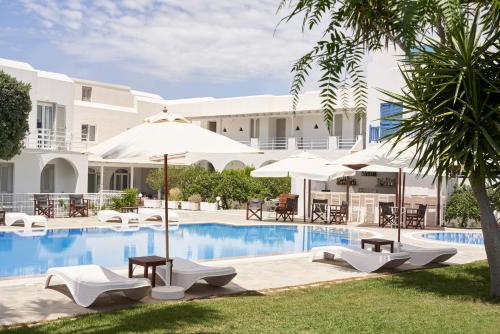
[2,261,499,334]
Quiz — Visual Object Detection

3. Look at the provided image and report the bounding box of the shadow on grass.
[385,261,499,303]
[5,302,222,334]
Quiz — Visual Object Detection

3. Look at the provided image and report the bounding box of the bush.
[0,71,31,160]
[188,193,202,203]
[169,187,182,201]
[149,165,291,209]
[145,169,163,198]
[445,186,480,228]
[109,188,139,210]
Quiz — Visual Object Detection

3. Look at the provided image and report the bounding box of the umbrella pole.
[397,168,402,243]
[437,175,442,227]
[163,154,171,285]
[303,179,306,222]
[346,176,350,222]
[308,179,312,220]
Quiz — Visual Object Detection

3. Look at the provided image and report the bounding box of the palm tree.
[380,10,499,296]
[279,1,500,296]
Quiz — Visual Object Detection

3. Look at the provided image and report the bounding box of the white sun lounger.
[311,245,411,273]
[385,244,458,266]
[45,265,151,307]
[97,210,139,225]
[156,257,237,290]
[138,208,179,223]
[5,213,47,228]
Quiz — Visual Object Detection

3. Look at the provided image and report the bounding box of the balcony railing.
[259,137,288,150]
[296,137,329,150]
[24,129,87,152]
[0,192,121,218]
[337,136,358,149]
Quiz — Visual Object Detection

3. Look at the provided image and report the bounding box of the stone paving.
[0,210,486,326]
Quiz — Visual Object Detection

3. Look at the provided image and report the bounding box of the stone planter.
[180,201,190,210]
[143,199,162,208]
[168,201,179,209]
[200,202,217,211]
[187,202,200,211]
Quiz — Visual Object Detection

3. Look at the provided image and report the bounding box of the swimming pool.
[0,223,371,277]
[421,231,484,245]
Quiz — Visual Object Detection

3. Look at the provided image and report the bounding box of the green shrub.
[150,165,290,209]
[445,186,480,228]
[109,188,138,210]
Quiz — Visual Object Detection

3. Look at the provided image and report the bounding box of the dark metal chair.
[246,199,263,221]
[405,204,427,229]
[34,194,54,218]
[329,201,348,224]
[311,199,328,223]
[276,196,297,222]
[0,209,5,225]
[378,201,395,227]
[69,194,89,217]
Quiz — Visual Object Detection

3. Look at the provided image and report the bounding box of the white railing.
[236,139,252,146]
[296,137,329,150]
[336,136,358,149]
[24,129,87,152]
[259,137,288,150]
[0,192,122,218]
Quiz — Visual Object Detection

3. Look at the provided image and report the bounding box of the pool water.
[0,223,370,277]
[421,231,484,245]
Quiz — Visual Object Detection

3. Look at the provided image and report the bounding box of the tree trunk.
[469,173,500,297]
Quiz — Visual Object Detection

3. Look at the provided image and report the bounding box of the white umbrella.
[88,111,261,283]
[333,140,439,242]
[251,152,355,221]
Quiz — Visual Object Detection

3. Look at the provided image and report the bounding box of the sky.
[0,0,322,99]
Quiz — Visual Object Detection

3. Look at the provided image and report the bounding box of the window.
[379,103,403,140]
[81,124,96,142]
[37,103,55,130]
[110,169,129,190]
[0,163,13,193]
[82,86,92,102]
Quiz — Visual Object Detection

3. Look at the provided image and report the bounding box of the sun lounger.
[311,245,411,273]
[97,210,139,225]
[156,257,237,290]
[45,265,151,307]
[384,244,457,266]
[5,212,47,228]
[138,208,180,223]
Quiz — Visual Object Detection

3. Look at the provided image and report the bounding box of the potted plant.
[168,188,182,209]
[187,193,202,211]
[200,198,218,211]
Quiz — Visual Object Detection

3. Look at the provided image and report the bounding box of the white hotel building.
[0,51,414,200]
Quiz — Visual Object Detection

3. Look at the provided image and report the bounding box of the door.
[40,164,55,193]
[276,118,286,138]
[37,103,55,130]
[334,114,343,136]
[208,121,217,132]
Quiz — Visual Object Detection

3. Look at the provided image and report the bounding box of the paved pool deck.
[0,210,486,326]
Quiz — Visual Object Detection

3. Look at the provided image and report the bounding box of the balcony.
[231,136,361,151]
[24,129,87,152]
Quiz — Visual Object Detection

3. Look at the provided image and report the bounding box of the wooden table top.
[361,238,394,244]
[129,256,167,265]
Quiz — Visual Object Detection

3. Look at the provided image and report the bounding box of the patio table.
[361,238,394,253]
[128,256,170,287]
[121,206,139,214]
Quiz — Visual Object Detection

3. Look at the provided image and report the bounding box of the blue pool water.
[0,223,370,277]
[421,231,484,245]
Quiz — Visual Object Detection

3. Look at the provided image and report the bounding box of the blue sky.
[0,0,320,99]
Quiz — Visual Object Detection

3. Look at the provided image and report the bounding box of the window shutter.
[379,103,402,140]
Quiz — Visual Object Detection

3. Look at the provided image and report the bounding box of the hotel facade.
[0,50,433,203]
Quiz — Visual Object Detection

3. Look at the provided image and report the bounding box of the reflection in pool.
[0,223,370,278]
[421,231,484,245]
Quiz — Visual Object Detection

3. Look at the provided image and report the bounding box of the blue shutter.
[379,103,402,140]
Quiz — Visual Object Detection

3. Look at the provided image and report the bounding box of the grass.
[2,261,499,334]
